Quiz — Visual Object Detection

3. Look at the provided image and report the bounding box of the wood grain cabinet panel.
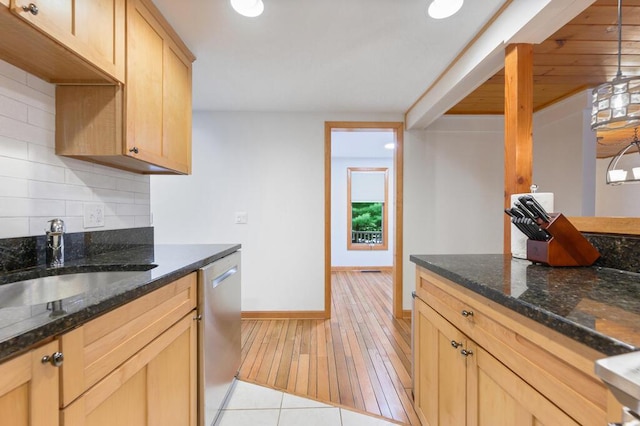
[413,266,619,425]
[56,0,195,175]
[0,340,60,426]
[2,0,125,83]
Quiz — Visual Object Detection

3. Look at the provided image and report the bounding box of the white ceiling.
[152,0,506,113]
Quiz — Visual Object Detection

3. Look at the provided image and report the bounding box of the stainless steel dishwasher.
[198,251,241,426]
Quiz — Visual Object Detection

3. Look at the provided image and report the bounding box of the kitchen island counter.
[0,243,240,362]
[411,254,640,356]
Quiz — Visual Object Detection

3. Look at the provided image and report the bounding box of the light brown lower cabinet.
[414,266,621,426]
[414,297,578,426]
[60,314,196,426]
[0,339,60,426]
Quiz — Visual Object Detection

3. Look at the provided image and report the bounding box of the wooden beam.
[504,44,534,254]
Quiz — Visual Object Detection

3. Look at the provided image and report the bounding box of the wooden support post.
[504,43,533,254]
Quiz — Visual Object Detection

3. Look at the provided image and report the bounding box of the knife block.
[526,213,600,267]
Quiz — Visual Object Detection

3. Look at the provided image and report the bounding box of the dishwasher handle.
[212,266,238,289]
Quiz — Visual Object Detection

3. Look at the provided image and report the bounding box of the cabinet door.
[0,340,60,426]
[468,345,580,426]
[126,0,192,174]
[9,0,125,82]
[61,314,197,426]
[414,297,469,426]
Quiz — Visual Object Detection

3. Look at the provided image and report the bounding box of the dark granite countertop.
[410,254,640,357]
[0,243,240,361]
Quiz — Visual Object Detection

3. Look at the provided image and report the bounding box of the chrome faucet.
[46,218,65,268]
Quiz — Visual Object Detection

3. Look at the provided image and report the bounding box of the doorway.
[324,121,404,318]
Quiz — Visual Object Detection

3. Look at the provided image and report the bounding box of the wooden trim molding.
[241,311,327,320]
[568,217,640,235]
[325,121,405,319]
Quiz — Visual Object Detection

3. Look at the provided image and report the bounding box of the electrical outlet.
[235,211,248,224]
[84,203,105,228]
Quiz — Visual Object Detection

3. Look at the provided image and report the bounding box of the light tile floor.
[215,380,400,426]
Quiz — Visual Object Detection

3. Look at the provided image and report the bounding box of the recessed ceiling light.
[427,0,463,19]
[230,0,264,17]
[384,143,395,150]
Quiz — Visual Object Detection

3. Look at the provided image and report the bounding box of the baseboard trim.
[402,309,412,319]
[330,266,393,272]
[242,311,328,320]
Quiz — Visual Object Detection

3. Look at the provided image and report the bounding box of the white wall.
[151,111,406,311]
[532,91,596,216]
[331,156,393,268]
[595,158,640,216]
[0,60,150,239]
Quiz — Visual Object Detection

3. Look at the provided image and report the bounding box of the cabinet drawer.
[416,267,610,426]
[59,273,197,406]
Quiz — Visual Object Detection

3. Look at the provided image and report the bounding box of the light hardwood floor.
[239,271,419,425]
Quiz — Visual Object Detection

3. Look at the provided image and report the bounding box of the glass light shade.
[591,75,640,131]
[427,0,463,19]
[605,138,640,185]
[230,0,264,17]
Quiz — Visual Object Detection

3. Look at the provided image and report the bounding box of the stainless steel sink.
[0,271,147,308]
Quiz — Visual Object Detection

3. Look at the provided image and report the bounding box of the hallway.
[239,271,419,425]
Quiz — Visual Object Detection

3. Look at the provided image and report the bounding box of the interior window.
[347,167,388,250]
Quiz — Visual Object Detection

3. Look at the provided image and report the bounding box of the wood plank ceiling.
[447,0,640,158]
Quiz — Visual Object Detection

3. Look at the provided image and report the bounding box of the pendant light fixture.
[606,127,640,185]
[591,0,640,131]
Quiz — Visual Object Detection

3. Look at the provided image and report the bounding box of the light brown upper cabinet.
[56,0,195,174]
[0,0,124,83]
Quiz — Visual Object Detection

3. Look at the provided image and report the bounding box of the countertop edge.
[410,254,638,357]
[0,244,241,362]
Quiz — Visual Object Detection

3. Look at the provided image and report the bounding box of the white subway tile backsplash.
[0,94,28,121]
[117,203,149,216]
[29,181,94,202]
[0,74,54,113]
[0,218,29,238]
[0,115,54,147]
[0,61,27,85]
[26,74,56,97]
[0,59,150,238]
[65,169,117,190]
[27,106,55,131]
[93,188,136,204]
[0,197,65,217]
[135,192,151,205]
[116,177,149,194]
[0,176,28,197]
[0,156,65,182]
[134,215,151,227]
[0,135,28,160]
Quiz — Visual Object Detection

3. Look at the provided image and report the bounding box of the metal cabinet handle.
[22,3,38,15]
[461,349,473,357]
[129,147,139,154]
[450,340,462,349]
[461,310,474,317]
[41,351,64,367]
[193,314,202,321]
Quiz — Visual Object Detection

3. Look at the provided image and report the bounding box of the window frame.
[347,167,389,251]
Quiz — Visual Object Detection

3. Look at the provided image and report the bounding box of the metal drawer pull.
[461,310,474,317]
[450,340,462,349]
[41,352,64,367]
[461,349,473,357]
[22,3,38,15]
